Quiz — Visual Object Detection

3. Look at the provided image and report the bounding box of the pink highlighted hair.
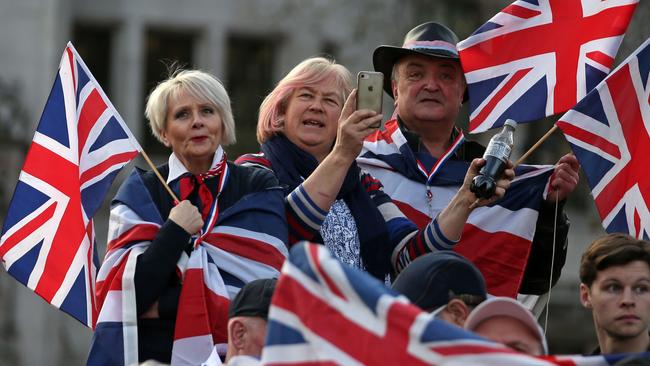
[257,57,353,143]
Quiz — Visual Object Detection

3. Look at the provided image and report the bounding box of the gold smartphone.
[356,71,384,128]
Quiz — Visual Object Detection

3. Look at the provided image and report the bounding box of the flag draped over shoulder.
[262,242,648,365]
[458,0,638,133]
[556,38,650,238]
[359,120,554,297]
[0,43,142,327]
[88,166,288,366]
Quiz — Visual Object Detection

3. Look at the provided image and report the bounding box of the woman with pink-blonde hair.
[236,57,512,279]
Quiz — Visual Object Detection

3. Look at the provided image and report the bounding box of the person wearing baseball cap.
[392,251,487,327]
[223,278,277,364]
[358,21,578,307]
[465,296,548,356]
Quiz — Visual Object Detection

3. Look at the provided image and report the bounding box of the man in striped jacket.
[358,22,580,303]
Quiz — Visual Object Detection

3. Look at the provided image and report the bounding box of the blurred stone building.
[0,1,647,364]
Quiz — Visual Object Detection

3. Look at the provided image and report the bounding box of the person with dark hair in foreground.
[580,233,650,354]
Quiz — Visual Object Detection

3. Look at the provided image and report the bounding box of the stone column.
[111,17,145,142]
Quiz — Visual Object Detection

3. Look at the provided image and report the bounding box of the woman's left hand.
[331,89,383,163]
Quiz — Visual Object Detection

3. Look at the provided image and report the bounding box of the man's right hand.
[461,158,515,209]
[436,158,515,242]
[169,200,204,234]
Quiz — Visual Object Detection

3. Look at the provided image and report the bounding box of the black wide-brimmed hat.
[373,22,461,98]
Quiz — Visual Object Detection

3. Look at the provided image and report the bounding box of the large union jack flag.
[262,242,648,365]
[556,39,650,238]
[0,43,142,327]
[458,0,638,133]
[359,120,555,297]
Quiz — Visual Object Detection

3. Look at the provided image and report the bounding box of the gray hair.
[145,69,236,146]
[391,63,400,84]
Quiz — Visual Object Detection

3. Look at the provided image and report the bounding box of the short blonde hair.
[256,57,353,144]
[145,69,236,146]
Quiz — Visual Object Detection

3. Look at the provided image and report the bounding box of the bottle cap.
[504,119,517,129]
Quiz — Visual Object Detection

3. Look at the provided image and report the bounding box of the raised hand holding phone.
[356,71,384,128]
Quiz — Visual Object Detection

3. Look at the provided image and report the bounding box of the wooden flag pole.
[513,125,558,168]
[139,150,180,203]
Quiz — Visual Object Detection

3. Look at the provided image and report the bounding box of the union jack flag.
[0,43,142,327]
[458,0,638,133]
[556,38,650,238]
[262,242,648,365]
[88,165,288,366]
[359,120,555,297]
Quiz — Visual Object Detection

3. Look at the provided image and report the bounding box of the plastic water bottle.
[470,119,517,199]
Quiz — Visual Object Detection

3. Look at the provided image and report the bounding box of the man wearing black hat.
[359,22,580,300]
[392,251,487,326]
[223,278,277,364]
